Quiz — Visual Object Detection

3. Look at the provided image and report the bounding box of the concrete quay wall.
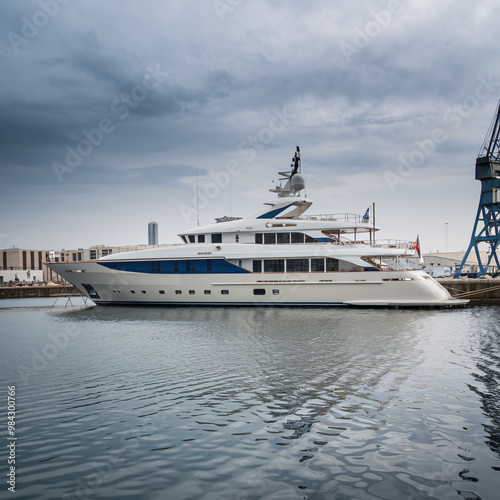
[437,278,500,304]
[0,285,79,299]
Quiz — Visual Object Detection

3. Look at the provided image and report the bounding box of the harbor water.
[1,298,500,499]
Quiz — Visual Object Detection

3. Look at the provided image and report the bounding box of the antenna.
[196,165,200,227]
[269,146,306,198]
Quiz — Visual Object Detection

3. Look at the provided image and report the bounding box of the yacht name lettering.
[197,252,212,255]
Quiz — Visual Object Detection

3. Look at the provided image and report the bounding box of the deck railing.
[300,213,368,224]
[312,239,415,250]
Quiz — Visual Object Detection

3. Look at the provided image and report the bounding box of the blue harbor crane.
[455,100,500,278]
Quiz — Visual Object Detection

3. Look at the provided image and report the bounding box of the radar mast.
[270,146,306,198]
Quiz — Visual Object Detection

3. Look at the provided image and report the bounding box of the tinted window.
[264,233,276,244]
[253,289,266,295]
[286,259,309,272]
[326,258,339,272]
[277,233,290,244]
[264,260,284,272]
[311,258,325,272]
[212,233,222,243]
[253,260,262,272]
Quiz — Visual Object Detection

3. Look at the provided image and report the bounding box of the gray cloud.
[1,0,500,251]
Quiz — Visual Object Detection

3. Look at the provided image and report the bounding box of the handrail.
[300,213,369,223]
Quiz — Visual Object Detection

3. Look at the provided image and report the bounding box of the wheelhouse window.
[264,259,284,273]
[255,233,263,244]
[286,259,309,272]
[277,233,290,244]
[264,233,276,244]
[188,235,195,243]
[326,258,339,272]
[181,235,188,243]
[198,234,205,243]
[311,258,325,272]
[291,233,305,244]
[211,233,222,243]
[253,260,262,273]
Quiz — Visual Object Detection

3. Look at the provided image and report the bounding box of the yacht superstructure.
[46,147,467,307]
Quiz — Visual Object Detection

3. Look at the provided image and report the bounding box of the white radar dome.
[291,174,305,192]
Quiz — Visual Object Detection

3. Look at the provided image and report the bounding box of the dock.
[437,278,500,304]
[0,285,80,299]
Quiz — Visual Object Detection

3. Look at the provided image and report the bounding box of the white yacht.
[46,147,467,307]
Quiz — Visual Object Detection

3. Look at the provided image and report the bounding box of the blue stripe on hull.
[98,258,249,274]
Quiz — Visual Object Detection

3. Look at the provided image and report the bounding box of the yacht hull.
[46,262,467,308]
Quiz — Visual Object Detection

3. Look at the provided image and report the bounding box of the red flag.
[413,235,421,258]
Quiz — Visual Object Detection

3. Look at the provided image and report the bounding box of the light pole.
[445,223,448,255]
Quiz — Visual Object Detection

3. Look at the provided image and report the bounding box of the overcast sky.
[1,0,500,253]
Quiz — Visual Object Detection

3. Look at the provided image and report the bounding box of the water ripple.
[2,305,500,498]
